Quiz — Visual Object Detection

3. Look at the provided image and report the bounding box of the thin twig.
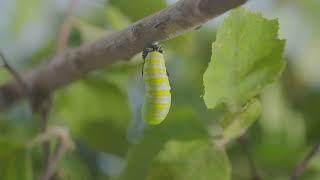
[27,126,74,149]
[0,51,28,94]
[39,0,79,177]
[37,97,52,177]
[291,143,320,180]
[238,136,261,180]
[39,1,79,177]
[56,0,80,55]
[0,50,54,179]
[40,141,67,180]
[27,126,74,180]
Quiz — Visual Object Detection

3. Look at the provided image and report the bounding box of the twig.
[290,143,320,180]
[27,126,74,180]
[41,0,79,173]
[0,0,247,112]
[39,0,79,177]
[238,136,261,180]
[0,50,54,179]
[36,97,52,178]
[27,126,74,149]
[0,51,28,94]
[40,141,67,180]
[0,53,54,179]
[56,0,80,55]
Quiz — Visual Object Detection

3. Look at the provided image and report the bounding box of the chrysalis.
[142,42,171,125]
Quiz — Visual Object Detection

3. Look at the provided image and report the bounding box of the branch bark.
[0,0,247,111]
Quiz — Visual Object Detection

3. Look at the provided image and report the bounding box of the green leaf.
[0,120,31,160]
[29,41,55,65]
[203,8,286,109]
[164,33,194,57]
[155,140,231,180]
[105,5,131,30]
[254,82,306,168]
[0,119,35,180]
[0,150,33,180]
[56,78,130,130]
[55,78,130,155]
[56,154,93,180]
[73,19,109,42]
[219,98,262,145]
[109,0,166,21]
[0,70,13,89]
[77,120,129,156]
[0,137,24,160]
[121,107,208,180]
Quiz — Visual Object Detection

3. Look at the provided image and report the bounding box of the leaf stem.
[238,135,261,180]
[40,141,67,180]
[290,143,320,180]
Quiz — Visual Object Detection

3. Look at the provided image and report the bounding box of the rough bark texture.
[0,0,247,111]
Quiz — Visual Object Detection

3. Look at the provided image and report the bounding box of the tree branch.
[0,0,247,111]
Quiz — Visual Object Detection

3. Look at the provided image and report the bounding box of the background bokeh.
[0,0,320,179]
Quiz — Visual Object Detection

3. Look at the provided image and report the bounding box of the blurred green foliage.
[11,0,41,34]
[108,0,166,21]
[1,0,320,180]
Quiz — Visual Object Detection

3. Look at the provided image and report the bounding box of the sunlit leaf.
[203,8,286,109]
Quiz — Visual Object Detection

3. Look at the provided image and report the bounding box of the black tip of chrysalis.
[142,42,163,60]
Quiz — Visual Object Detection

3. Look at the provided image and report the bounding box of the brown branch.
[0,0,247,111]
[290,143,320,180]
